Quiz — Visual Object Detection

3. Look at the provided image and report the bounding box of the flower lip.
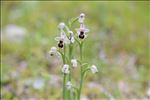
[79,34,84,39]
[59,40,63,43]
[58,42,64,48]
[80,31,84,35]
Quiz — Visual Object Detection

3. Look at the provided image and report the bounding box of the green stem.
[63,45,66,100]
[78,69,89,100]
[64,45,66,64]
[80,42,83,61]
[63,73,66,100]
[78,41,83,100]
[69,44,73,81]
[78,74,83,100]
[69,44,73,100]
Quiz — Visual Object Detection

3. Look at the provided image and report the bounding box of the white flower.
[76,25,89,39]
[55,32,70,44]
[78,13,85,23]
[48,46,60,57]
[80,13,85,17]
[48,46,57,56]
[71,59,77,68]
[90,65,98,74]
[55,30,70,48]
[62,64,70,74]
[66,81,72,90]
[58,22,65,29]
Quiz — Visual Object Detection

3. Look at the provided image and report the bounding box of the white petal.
[75,28,81,35]
[84,28,89,33]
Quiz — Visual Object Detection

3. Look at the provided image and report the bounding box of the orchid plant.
[48,13,98,100]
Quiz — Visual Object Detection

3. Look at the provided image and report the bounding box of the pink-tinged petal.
[84,28,89,33]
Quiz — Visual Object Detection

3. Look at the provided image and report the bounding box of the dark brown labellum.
[79,34,84,39]
[60,40,63,43]
[58,43,63,48]
[80,31,84,35]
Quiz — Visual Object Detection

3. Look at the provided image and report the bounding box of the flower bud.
[90,65,98,74]
[62,64,70,74]
[66,81,72,90]
[71,59,77,67]
[48,46,57,56]
[58,22,65,29]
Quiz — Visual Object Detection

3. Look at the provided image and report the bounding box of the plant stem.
[63,73,66,100]
[69,44,73,100]
[78,74,83,100]
[78,41,83,100]
[63,45,66,100]
[80,42,83,61]
[69,44,73,81]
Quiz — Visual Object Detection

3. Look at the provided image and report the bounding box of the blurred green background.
[1,1,150,100]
